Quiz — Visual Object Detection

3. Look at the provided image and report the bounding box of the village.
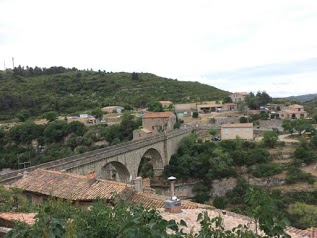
[1,90,317,237]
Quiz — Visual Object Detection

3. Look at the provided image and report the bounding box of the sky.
[0,0,317,97]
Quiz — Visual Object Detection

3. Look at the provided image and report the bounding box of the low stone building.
[101,106,124,114]
[197,104,222,113]
[222,103,237,111]
[221,123,254,140]
[174,104,195,117]
[133,112,176,140]
[11,169,132,208]
[278,104,308,119]
[229,92,249,103]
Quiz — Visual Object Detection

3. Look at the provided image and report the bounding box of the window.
[245,128,250,132]
[235,128,239,132]
[225,128,229,135]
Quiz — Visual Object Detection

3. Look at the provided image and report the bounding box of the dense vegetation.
[0,66,228,120]
[0,113,141,170]
[162,132,317,229]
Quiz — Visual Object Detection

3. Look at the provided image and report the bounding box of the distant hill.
[283,93,317,102]
[0,68,229,120]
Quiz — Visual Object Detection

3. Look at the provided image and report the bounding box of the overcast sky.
[1,0,317,97]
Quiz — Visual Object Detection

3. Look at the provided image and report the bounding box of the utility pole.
[12,57,15,68]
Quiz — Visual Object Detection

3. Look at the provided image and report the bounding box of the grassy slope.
[0,71,229,120]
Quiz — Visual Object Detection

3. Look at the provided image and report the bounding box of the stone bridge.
[0,129,192,184]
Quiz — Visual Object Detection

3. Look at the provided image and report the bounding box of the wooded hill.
[0,67,229,120]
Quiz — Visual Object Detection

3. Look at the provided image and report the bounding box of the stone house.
[11,169,132,209]
[229,92,249,103]
[278,104,308,119]
[133,112,176,140]
[174,104,196,118]
[197,104,222,113]
[159,101,173,109]
[221,123,254,140]
[222,103,237,111]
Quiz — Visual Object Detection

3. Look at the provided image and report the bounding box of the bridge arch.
[138,148,164,178]
[100,161,130,183]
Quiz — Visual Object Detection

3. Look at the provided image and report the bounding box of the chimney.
[133,177,143,193]
[168,176,176,200]
[87,171,96,180]
[164,176,182,213]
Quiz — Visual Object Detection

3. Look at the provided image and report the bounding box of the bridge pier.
[153,168,164,177]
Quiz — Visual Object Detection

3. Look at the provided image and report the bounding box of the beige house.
[278,104,308,119]
[174,103,195,117]
[222,103,237,111]
[229,92,249,103]
[133,112,176,140]
[221,123,254,140]
[159,101,173,108]
[197,104,222,113]
[102,106,124,114]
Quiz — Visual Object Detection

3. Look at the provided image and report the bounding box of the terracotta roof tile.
[0,213,37,225]
[12,169,129,201]
[128,192,211,209]
[143,112,175,118]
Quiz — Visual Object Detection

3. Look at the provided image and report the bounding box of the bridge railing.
[0,129,191,183]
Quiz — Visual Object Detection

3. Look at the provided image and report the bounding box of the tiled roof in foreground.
[0,212,37,225]
[12,169,129,201]
[129,192,211,210]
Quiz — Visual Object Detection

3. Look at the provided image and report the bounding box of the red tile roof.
[12,169,129,201]
[143,112,175,118]
[221,123,253,128]
[129,192,212,210]
[0,212,37,225]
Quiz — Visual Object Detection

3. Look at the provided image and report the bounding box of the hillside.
[283,93,317,102]
[0,68,229,120]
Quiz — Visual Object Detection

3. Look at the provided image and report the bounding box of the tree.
[245,92,257,110]
[16,110,30,122]
[245,187,290,237]
[262,131,278,148]
[292,118,313,135]
[209,128,217,137]
[131,72,139,80]
[288,202,317,228]
[147,102,163,112]
[43,111,58,122]
[282,120,294,135]
[192,111,199,118]
[223,96,232,103]
[91,108,103,120]
[43,120,68,143]
[67,121,87,136]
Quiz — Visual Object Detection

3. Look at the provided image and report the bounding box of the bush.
[252,163,283,177]
[286,167,316,184]
[192,183,210,203]
[213,196,227,209]
[239,116,248,123]
[192,111,199,118]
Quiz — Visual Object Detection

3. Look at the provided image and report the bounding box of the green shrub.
[213,196,227,209]
[252,163,283,177]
